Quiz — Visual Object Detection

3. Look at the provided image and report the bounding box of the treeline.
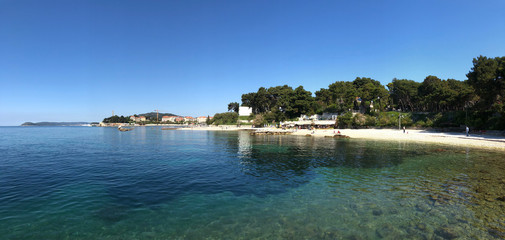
[223,56,505,129]
[102,115,131,123]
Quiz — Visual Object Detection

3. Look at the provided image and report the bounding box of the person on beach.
[403,126,405,133]
[466,126,469,137]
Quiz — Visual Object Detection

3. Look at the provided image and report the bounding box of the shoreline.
[180,126,505,151]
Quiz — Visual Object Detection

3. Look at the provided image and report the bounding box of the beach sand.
[294,128,505,151]
[180,126,505,151]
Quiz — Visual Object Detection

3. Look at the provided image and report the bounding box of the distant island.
[21,122,95,126]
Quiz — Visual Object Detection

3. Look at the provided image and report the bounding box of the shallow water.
[1,127,504,239]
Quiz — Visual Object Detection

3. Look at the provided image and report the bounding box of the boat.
[118,126,134,132]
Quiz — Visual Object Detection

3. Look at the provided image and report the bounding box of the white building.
[170,116,178,122]
[322,113,339,120]
[197,116,208,123]
[239,106,253,116]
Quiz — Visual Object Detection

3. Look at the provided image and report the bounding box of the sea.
[1,126,504,239]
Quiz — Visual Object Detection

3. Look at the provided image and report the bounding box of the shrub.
[415,120,425,127]
[425,118,434,127]
[352,113,367,127]
[253,114,265,127]
[338,112,353,128]
[365,115,376,126]
[212,112,238,125]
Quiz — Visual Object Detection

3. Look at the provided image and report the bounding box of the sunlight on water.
[0,127,504,239]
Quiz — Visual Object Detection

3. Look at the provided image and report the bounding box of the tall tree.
[285,86,315,118]
[241,92,255,108]
[327,81,357,113]
[387,78,421,111]
[227,102,240,113]
[467,56,505,111]
[419,75,444,112]
[352,77,389,111]
[314,88,332,113]
[446,79,476,111]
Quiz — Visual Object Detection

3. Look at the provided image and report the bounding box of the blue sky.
[1,0,504,125]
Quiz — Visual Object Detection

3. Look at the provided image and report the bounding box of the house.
[298,114,321,121]
[166,116,177,122]
[161,116,170,122]
[175,117,184,122]
[322,113,339,120]
[197,116,208,123]
[184,116,194,122]
[130,115,146,122]
[239,106,253,116]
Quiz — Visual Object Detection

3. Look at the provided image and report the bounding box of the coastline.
[180,126,505,151]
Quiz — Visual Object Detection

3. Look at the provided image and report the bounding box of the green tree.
[337,112,353,128]
[267,85,294,116]
[352,77,389,105]
[241,85,295,121]
[446,79,476,111]
[467,56,505,111]
[419,75,446,112]
[387,78,421,111]
[314,88,332,113]
[326,81,357,113]
[253,114,265,127]
[418,76,475,112]
[102,115,130,123]
[227,102,240,113]
[212,112,238,125]
[241,92,255,109]
[285,86,315,119]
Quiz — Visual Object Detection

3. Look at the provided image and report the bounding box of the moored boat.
[118,126,134,132]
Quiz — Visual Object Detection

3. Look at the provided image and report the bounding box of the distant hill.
[21,122,91,126]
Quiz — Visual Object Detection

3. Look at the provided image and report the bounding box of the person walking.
[466,126,469,137]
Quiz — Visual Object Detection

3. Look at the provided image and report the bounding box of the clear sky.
[1,0,504,126]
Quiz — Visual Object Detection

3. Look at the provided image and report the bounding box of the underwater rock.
[496,196,505,202]
[474,185,485,193]
[388,208,399,215]
[346,234,365,240]
[488,228,505,238]
[376,223,401,238]
[318,229,341,239]
[94,205,129,223]
[372,209,383,216]
[417,223,427,231]
[415,203,430,212]
[435,225,462,239]
[333,134,350,138]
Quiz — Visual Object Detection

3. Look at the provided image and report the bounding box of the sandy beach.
[293,128,505,150]
[181,126,505,151]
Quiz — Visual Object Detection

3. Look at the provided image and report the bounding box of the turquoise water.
[1,127,504,239]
